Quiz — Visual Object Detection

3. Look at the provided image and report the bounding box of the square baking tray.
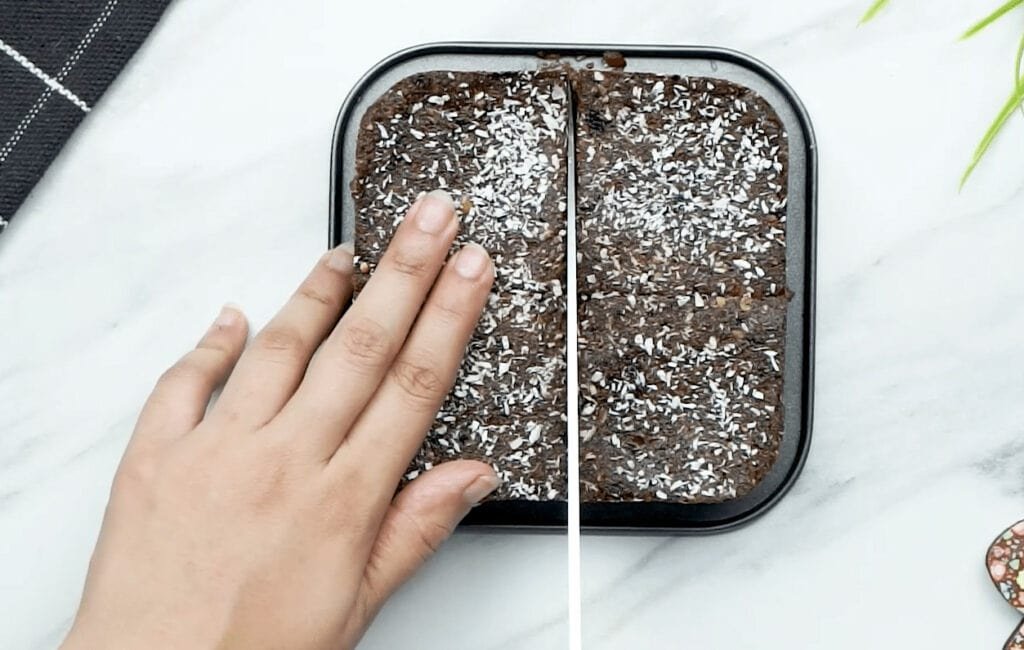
[330,42,816,533]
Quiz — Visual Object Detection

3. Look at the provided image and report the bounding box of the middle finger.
[274,190,458,456]
[336,243,494,494]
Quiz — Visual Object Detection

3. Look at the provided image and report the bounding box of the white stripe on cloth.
[0,37,91,112]
[0,0,120,166]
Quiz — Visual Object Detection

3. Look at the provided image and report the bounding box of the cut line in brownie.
[575,70,790,503]
[351,70,569,501]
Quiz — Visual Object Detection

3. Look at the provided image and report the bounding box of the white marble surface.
[2,0,1024,648]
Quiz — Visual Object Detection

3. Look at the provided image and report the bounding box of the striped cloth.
[0,0,171,233]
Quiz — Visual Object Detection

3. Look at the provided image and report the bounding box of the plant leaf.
[961,0,1024,40]
[1018,32,1024,82]
[1016,31,1024,117]
[961,82,1024,189]
[859,0,890,25]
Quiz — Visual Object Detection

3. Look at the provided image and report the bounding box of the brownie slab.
[351,71,570,500]
[351,66,791,506]
[575,71,790,503]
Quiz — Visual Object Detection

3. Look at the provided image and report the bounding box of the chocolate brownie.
[351,71,570,500]
[579,293,787,501]
[575,71,790,502]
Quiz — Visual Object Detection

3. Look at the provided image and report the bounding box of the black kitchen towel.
[0,0,172,234]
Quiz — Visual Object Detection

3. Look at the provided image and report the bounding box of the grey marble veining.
[2,0,1023,648]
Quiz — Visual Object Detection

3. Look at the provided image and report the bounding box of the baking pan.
[330,42,816,532]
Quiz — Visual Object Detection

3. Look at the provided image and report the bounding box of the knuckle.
[113,451,158,493]
[408,513,452,555]
[296,284,336,309]
[337,316,391,368]
[390,359,446,407]
[388,249,430,278]
[158,356,204,386]
[253,325,309,360]
[195,337,236,356]
[430,298,468,324]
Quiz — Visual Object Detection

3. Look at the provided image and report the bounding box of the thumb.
[360,460,500,611]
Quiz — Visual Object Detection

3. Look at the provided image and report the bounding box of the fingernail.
[327,242,354,272]
[213,303,242,328]
[463,474,501,506]
[415,189,454,234]
[453,244,490,279]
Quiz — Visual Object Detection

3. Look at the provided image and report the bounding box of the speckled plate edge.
[329,42,817,533]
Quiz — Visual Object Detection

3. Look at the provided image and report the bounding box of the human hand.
[61,190,499,650]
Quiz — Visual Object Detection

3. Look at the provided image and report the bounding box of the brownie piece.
[351,71,570,500]
[579,293,786,501]
[575,71,790,502]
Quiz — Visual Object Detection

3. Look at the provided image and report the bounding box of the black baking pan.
[330,42,816,533]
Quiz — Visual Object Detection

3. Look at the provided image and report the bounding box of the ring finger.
[210,245,353,427]
[333,243,494,499]
[274,190,459,457]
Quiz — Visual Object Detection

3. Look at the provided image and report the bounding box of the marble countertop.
[2,0,1023,648]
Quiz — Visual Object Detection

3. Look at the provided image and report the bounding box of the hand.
[61,190,500,650]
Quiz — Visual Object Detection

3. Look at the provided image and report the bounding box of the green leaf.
[1017,32,1024,81]
[1016,31,1024,117]
[961,0,1024,40]
[859,0,891,25]
[960,82,1024,189]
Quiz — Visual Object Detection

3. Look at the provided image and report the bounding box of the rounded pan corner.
[581,414,814,535]
[680,45,818,148]
[331,45,427,247]
[330,43,502,246]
